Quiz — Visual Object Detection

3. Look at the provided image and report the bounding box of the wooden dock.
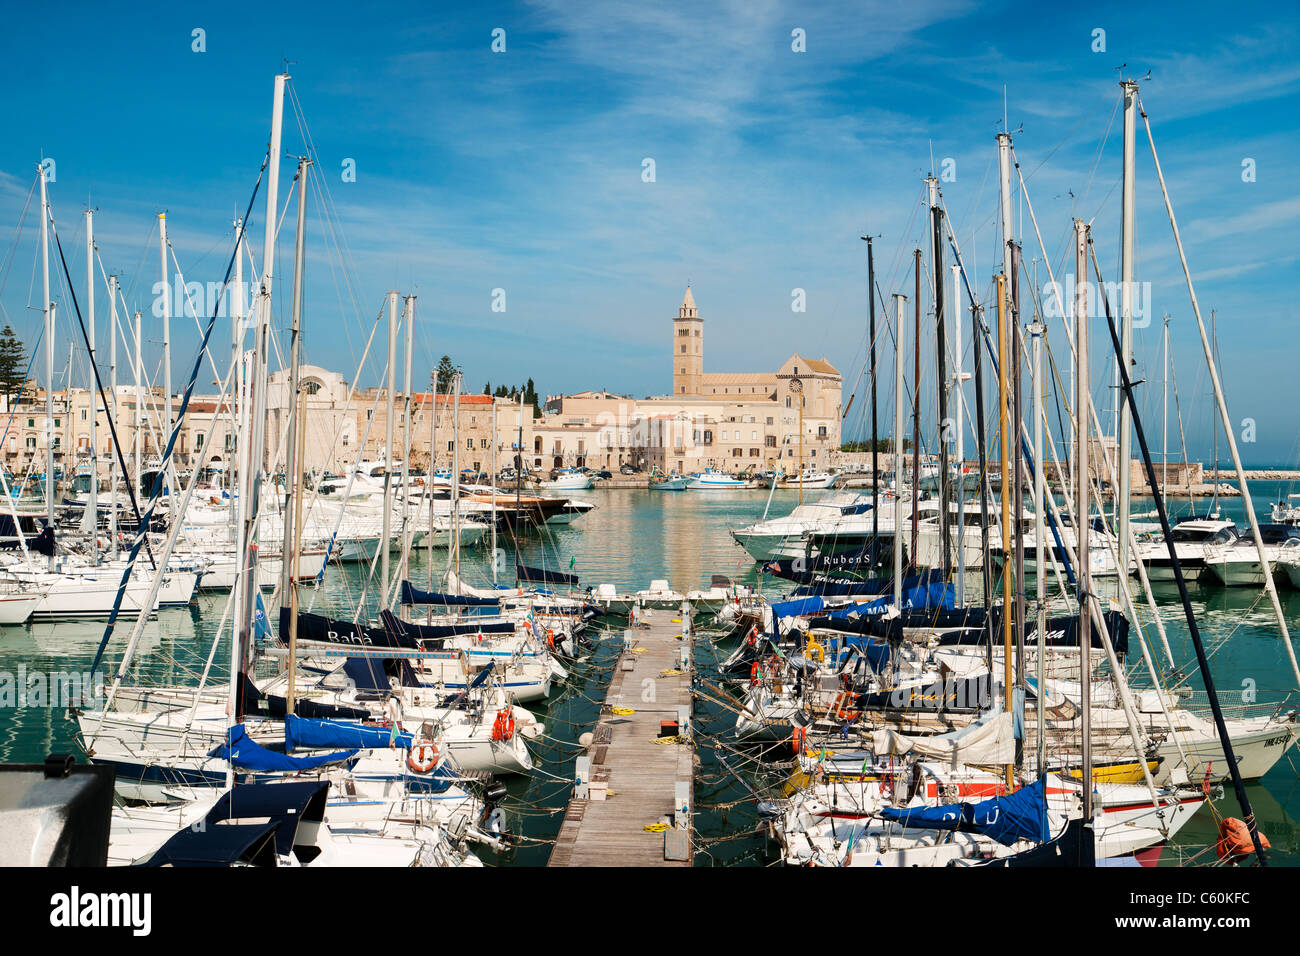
[548,604,694,867]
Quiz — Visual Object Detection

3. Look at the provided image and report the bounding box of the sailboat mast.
[996,273,1013,791]
[158,212,173,524]
[108,274,119,557]
[451,372,461,581]
[381,290,397,599]
[952,263,965,594]
[133,310,142,501]
[283,156,310,715]
[39,164,54,570]
[85,210,98,549]
[911,248,921,565]
[281,157,309,603]
[1010,240,1026,724]
[929,177,950,575]
[864,236,878,548]
[1162,315,1169,510]
[490,396,498,584]
[400,295,415,591]
[893,293,906,610]
[1029,313,1047,779]
[229,71,287,743]
[1074,218,1093,822]
[1117,79,1138,574]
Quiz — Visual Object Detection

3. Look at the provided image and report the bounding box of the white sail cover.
[872,709,1015,769]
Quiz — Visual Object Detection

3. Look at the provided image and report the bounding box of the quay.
[548,604,694,867]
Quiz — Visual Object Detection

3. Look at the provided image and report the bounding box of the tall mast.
[381,290,397,600]
[39,164,54,570]
[1162,315,1170,511]
[1010,240,1026,735]
[108,274,119,557]
[996,273,1013,791]
[232,217,245,514]
[892,293,906,610]
[911,248,921,565]
[1073,218,1093,823]
[864,236,879,553]
[282,156,309,718]
[133,310,142,500]
[490,396,499,584]
[929,177,950,575]
[399,294,415,591]
[158,212,173,523]
[1029,311,1046,778]
[230,71,287,748]
[85,209,98,549]
[451,372,462,581]
[1116,79,1139,574]
[281,157,310,603]
[951,262,965,595]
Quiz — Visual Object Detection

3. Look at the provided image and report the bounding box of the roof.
[681,285,696,313]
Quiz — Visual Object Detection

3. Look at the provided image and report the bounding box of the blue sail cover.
[210,724,356,772]
[284,714,414,752]
[825,581,955,619]
[769,595,826,619]
[876,778,1050,846]
[400,581,499,607]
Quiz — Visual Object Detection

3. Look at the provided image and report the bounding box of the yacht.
[1202,524,1300,586]
[1133,518,1238,581]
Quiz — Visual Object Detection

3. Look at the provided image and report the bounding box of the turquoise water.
[1,483,1297,865]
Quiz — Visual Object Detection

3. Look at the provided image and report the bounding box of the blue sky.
[1,1,1297,464]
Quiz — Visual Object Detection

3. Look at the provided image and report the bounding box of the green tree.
[0,325,27,406]
[432,355,456,393]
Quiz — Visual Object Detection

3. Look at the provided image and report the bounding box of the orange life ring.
[745,626,757,648]
[1216,817,1270,862]
[407,741,439,774]
[792,726,807,753]
[491,708,516,742]
[546,628,555,648]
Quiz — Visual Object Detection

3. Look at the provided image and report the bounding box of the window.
[818,426,828,438]
[751,431,757,441]
[480,438,488,449]
[466,438,473,450]
[304,380,321,395]
[342,434,350,447]
[54,418,60,428]
[80,409,87,421]
[732,448,743,457]
[765,435,776,448]
[681,345,686,353]
[447,440,454,451]
[750,448,760,457]
[25,437,35,449]
[721,431,727,440]
[196,433,204,448]
[26,418,33,428]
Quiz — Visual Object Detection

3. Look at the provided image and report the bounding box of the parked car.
[620,464,638,475]
[593,470,612,480]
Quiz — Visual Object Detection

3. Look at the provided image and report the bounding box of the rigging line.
[47,215,158,568]
[88,154,267,677]
[0,174,38,327]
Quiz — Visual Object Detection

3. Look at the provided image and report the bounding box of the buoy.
[407,740,439,774]
[1216,817,1270,862]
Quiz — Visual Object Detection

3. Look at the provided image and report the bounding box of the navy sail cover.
[876,778,1050,846]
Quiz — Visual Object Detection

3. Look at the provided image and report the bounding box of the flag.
[569,556,576,570]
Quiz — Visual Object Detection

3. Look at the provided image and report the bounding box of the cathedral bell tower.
[671,285,703,396]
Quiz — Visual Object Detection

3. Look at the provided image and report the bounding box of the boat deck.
[548,605,694,867]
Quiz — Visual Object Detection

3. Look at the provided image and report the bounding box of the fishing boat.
[687,468,751,490]
[780,468,840,489]
[649,473,690,491]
